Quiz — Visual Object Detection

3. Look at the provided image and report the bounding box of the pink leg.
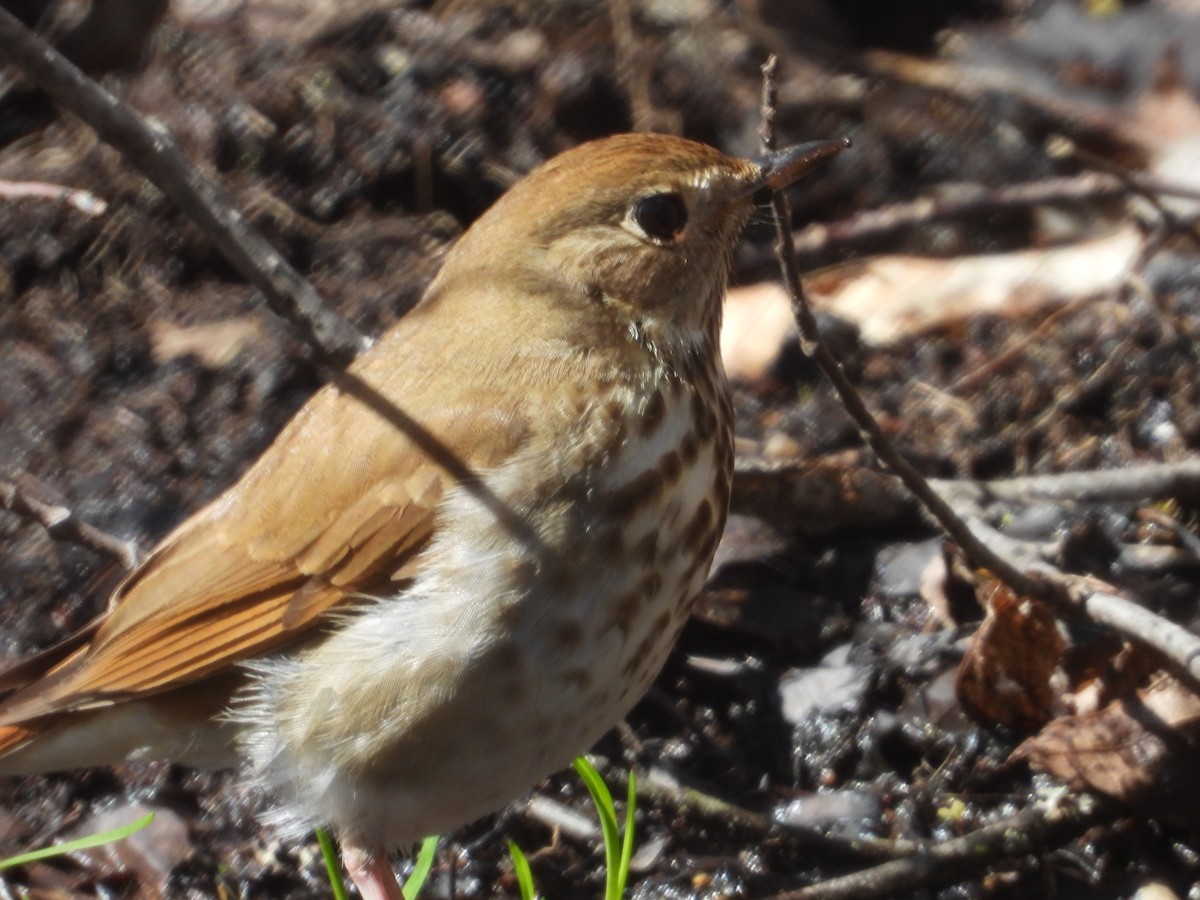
[343,844,405,900]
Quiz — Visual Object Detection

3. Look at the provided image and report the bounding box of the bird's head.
[434,133,845,360]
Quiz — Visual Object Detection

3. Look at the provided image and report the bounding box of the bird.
[0,132,845,899]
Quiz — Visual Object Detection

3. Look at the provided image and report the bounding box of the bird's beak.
[750,138,850,192]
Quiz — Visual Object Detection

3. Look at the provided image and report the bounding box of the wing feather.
[0,308,531,725]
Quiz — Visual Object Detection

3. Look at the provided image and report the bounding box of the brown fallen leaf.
[1016,674,1200,815]
[722,228,1142,356]
[956,580,1066,731]
[70,803,191,900]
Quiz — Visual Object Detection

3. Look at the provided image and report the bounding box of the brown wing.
[0,307,531,725]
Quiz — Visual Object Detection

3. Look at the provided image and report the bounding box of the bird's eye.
[631,192,688,242]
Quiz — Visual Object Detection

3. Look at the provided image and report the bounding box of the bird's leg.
[342,844,406,900]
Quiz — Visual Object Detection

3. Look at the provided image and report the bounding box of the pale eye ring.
[630,192,688,242]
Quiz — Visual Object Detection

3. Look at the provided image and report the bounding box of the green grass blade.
[402,835,439,900]
[574,756,623,900]
[315,828,349,900]
[507,840,539,900]
[616,769,637,898]
[0,812,155,871]
[317,830,437,900]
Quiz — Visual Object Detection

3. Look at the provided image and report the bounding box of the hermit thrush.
[0,133,843,899]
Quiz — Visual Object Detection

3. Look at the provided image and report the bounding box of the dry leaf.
[1016,674,1200,810]
[813,227,1142,346]
[956,581,1065,730]
[722,228,1142,353]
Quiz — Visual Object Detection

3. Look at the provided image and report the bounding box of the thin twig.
[0,178,107,215]
[609,0,658,132]
[788,172,1125,261]
[1138,507,1200,559]
[947,294,1088,394]
[524,795,601,844]
[936,460,1200,507]
[1080,588,1200,681]
[0,478,142,570]
[760,55,1200,691]
[632,763,920,863]
[761,166,1200,267]
[759,56,1046,600]
[768,794,1109,900]
[0,7,369,367]
[1054,137,1200,252]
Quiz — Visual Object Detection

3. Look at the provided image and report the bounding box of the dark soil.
[2,0,1200,897]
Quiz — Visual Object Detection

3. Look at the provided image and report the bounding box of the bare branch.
[0,6,369,367]
[939,460,1200,507]
[1081,588,1200,684]
[789,173,1125,261]
[0,178,107,214]
[759,56,1200,691]
[759,55,1047,600]
[768,795,1108,900]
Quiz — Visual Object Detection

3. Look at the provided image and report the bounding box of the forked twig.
[759,54,1200,690]
[759,57,1044,600]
